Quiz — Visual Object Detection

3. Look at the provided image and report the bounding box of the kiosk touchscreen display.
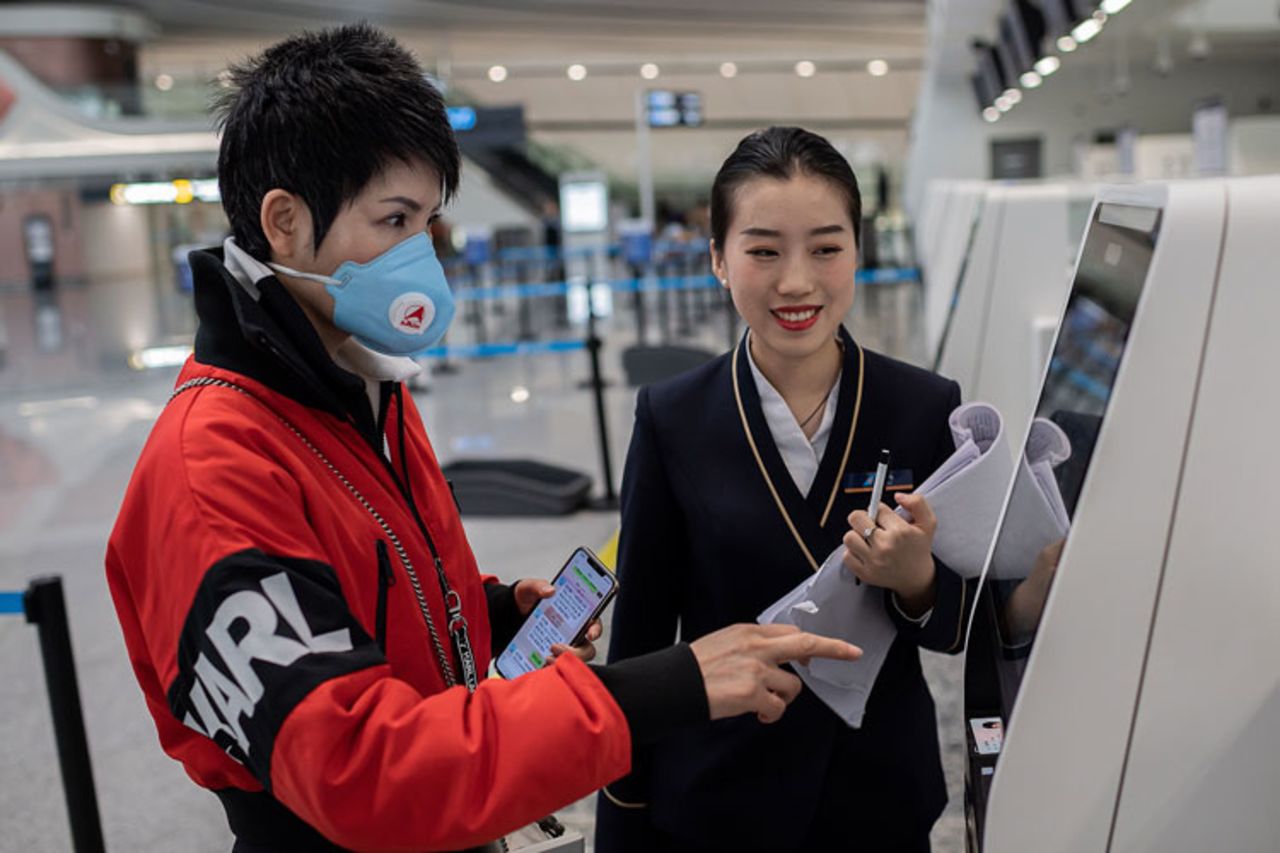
[983,201,1161,706]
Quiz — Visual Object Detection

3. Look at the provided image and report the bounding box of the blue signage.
[447,106,478,132]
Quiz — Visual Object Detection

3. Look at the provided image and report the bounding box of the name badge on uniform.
[843,468,914,494]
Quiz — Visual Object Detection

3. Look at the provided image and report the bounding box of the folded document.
[896,402,1013,579]
[758,402,1014,727]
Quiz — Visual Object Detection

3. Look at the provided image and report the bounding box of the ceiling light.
[640,63,660,80]
[567,64,587,81]
[1020,70,1043,88]
[1072,16,1104,44]
[1057,35,1079,53]
[995,95,1013,112]
[983,107,1001,123]
[795,60,816,78]
[154,74,173,91]
[867,59,889,77]
[1035,55,1061,76]
[1100,0,1131,13]
[1004,87,1023,104]
[510,386,531,404]
[488,65,508,83]
[720,61,738,78]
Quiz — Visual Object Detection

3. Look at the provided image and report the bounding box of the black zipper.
[375,539,395,653]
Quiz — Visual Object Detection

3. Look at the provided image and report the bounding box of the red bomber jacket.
[106,245,705,853]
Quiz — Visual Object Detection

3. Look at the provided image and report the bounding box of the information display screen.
[496,550,616,678]
[983,201,1161,697]
[646,90,704,128]
[560,180,609,233]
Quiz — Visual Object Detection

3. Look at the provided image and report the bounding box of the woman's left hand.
[512,578,602,664]
[843,492,938,615]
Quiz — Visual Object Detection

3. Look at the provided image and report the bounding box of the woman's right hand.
[689,624,861,724]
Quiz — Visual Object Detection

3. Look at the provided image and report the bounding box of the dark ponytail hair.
[710,126,861,250]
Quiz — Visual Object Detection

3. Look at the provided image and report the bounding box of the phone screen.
[496,549,616,678]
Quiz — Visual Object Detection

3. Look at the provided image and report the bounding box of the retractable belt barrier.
[3,577,106,853]
[452,269,921,303]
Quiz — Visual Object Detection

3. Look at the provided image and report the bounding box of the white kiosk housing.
[965,176,1280,853]
[936,183,1093,450]
[920,181,986,360]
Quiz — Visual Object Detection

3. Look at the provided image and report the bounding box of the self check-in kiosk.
[964,176,1280,853]
[936,183,1093,451]
[921,181,985,360]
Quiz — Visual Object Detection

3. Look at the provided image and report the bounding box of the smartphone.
[495,547,618,679]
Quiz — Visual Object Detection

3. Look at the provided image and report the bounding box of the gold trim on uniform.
[732,337,865,572]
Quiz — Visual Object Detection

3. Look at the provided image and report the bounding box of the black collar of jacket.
[189,246,383,447]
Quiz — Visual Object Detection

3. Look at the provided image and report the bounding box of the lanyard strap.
[169,377,479,692]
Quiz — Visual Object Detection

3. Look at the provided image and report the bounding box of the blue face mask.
[269,232,455,357]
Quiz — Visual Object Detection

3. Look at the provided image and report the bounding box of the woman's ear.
[260,189,312,265]
[710,240,729,290]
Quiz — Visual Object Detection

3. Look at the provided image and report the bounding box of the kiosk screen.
[984,201,1161,706]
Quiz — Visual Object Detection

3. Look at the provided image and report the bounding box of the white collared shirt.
[745,341,840,499]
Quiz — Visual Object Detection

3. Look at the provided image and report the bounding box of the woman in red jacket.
[105,24,858,853]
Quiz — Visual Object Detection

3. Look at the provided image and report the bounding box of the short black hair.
[214,23,460,260]
[710,126,861,249]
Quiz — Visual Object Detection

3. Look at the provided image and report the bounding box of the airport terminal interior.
[1,1,1278,851]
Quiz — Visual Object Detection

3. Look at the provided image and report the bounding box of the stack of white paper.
[990,417,1072,580]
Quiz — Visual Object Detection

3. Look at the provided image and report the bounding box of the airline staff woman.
[596,126,969,853]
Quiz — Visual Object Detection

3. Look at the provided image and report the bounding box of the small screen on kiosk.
[982,201,1161,707]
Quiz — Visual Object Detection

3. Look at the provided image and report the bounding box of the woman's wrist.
[893,558,937,616]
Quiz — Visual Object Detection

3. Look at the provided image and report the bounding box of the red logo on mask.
[399,304,426,331]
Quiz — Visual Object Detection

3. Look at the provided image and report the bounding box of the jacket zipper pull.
[375,540,395,653]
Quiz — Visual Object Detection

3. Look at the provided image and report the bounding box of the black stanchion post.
[23,576,106,853]
[468,264,488,345]
[630,262,647,343]
[677,273,694,338]
[585,310,618,509]
[517,261,535,342]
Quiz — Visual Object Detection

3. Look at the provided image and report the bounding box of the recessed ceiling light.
[640,62,660,80]
[488,65,508,83]
[867,59,889,77]
[567,64,587,81]
[1035,55,1061,76]
[795,60,816,78]
[1072,16,1103,44]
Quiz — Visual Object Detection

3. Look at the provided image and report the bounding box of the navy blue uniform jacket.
[597,328,967,851]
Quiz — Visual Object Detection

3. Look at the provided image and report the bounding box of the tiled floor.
[0,283,964,852]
